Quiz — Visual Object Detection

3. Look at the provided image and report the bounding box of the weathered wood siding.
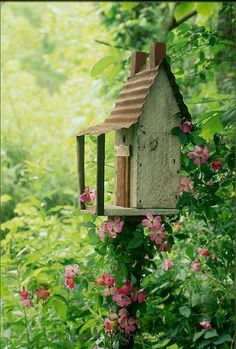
[115,124,138,207]
[136,66,181,208]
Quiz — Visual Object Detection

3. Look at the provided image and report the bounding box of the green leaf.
[80,221,96,228]
[79,318,97,334]
[88,229,100,244]
[152,338,171,348]
[167,344,178,349]
[200,114,224,141]
[120,2,139,10]
[204,329,218,339]
[193,330,205,342]
[52,295,68,321]
[196,2,218,16]
[127,237,143,249]
[186,245,195,259]
[213,334,232,345]
[171,127,182,136]
[174,233,189,240]
[175,3,195,21]
[179,305,191,318]
[91,56,117,77]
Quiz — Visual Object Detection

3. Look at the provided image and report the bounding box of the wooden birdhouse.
[76,42,191,217]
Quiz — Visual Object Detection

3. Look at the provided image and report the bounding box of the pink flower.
[97,217,124,240]
[119,308,128,319]
[104,318,116,332]
[22,299,34,307]
[113,293,132,307]
[188,146,209,166]
[117,280,132,296]
[131,288,147,304]
[181,120,193,133]
[155,236,163,245]
[118,309,137,334]
[36,287,51,301]
[103,287,110,297]
[173,221,180,231]
[95,274,116,287]
[197,248,211,257]
[65,264,79,278]
[20,288,33,307]
[65,277,75,289]
[210,160,223,172]
[142,213,162,232]
[64,264,79,289]
[109,313,118,320]
[177,177,194,197]
[20,288,29,301]
[192,259,201,272]
[200,321,212,330]
[211,255,217,261]
[80,186,96,203]
[163,259,174,271]
[160,243,171,251]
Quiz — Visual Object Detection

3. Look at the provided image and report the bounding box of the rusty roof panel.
[76,61,190,136]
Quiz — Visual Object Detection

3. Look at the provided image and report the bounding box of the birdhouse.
[76,42,191,217]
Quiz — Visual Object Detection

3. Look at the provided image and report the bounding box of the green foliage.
[1,2,235,349]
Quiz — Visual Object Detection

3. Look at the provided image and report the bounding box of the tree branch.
[167,10,198,31]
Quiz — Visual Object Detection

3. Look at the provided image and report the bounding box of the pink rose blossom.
[192,259,201,272]
[188,146,209,166]
[200,321,212,330]
[210,160,223,172]
[80,186,96,203]
[181,120,193,133]
[163,259,174,271]
[177,177,194,197]
[131,288,147,304]
[112,293,132,307]
[197,248,211,257]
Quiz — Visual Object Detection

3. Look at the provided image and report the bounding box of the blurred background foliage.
[1,2,235,349]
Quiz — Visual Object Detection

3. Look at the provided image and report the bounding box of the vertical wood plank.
[115,156,130,207]
[97,134,105,215]
[76,136,85,210]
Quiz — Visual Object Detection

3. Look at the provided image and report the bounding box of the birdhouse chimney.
[130,51,147,76]
[150,42,166,68]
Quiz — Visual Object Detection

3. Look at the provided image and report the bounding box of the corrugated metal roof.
[76,59,190,136]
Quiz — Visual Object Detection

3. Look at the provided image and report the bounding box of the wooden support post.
[77,136,85,210]
[97,134,105,215]
[115,145,130,207]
